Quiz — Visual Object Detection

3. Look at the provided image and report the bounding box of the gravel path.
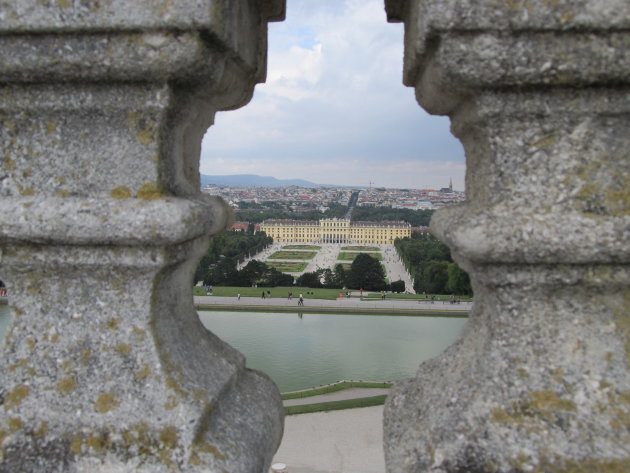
[272,406,385,473]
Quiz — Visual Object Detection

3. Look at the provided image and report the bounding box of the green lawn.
[341,246,380,251]
[282,381,392,399]
[283,245,322,250]
[195,286,343,300]
[195,285,471,302]
[337,251,383,261]
[268,250,317,260]
[284,395,388,415]
[265,261,308,272]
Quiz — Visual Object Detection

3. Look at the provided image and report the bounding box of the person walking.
[237,293,241,300]
[298,293,304,306]
[261,291,265,299]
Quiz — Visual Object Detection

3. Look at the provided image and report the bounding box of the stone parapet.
[0,1,285,472]
[385,1,630,472]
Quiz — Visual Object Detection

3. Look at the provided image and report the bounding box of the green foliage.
[446,262,472,296]
[196,230,273,284]
[199,286,343,299]
[268,250,316,260]
[395,233,472,296]
[281,381,392,399]
[419,260,449,294]
[284,395,387,415]
[265,261,308,272]
[236,202,347,223]
[390,280,405,293]
[352,207,434,227]
[207,259,294,287]
[337,251,382,261]
[296,271,322,288]
[345,253,386,291]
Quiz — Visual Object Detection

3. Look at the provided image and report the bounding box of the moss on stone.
[34,421,48,438]
[94,393,120,413]
[56,377,78,394]
[136,182,163,200]
[163,395,179,411]
[5,384,29,409]
[535,457,630,473]
[491,390,576,427]
[165,377,189,399]
[135,363,151,381]
[159,426,179,449]
[110,186,132,199]
[105,317,120,330]
[115,342,132,356]
[132,325,147,341]
[80,348,92,365]
[70,433,84,455]
[8,418,23,432]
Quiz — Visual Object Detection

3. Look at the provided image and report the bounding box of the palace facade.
[259,218,411,244]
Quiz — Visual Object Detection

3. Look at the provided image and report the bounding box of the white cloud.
[200,0,466,191]
[266,43,323,101]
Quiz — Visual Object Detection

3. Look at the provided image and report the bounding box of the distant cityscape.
[201,177,465,213]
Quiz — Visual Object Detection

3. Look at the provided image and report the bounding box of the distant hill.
[200,174,318,188]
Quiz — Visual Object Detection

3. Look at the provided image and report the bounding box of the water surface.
[198,310,466,392]
[0,305,466,392]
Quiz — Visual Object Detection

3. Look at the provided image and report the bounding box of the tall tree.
[345,253,386,290]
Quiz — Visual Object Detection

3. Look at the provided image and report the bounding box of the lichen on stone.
[94,393,120,413]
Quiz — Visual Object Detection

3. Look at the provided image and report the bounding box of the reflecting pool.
[198,311,466,392]
[0,305,467,392]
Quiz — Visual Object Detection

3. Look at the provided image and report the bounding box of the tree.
[345,253,386,291]
[263,267,294,287]
[296,271,322,288]
[446,262,472,296]
[419,260,449,294]
[239,260,268,286]
[390,280,405,293]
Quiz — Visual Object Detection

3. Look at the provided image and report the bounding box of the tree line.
[235,202,347,224]
[194,229,274,284]
[395,233,472,296]
[351,207,433,227]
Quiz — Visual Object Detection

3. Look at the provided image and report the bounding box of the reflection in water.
[199,311,467,392]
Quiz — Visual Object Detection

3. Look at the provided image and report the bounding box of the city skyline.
[199,0,466,191]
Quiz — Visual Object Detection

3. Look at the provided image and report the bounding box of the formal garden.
[341,246,380,251]
[337,251,383,261]
[268,250,317,260]
[283,245,322,250]
[265,261,309,272]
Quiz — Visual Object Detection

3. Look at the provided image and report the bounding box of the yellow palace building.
[259,218,411,244]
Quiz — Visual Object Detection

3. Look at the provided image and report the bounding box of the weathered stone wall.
[0,1,285,472]
[2,1,629,472]
[385,1,630,472]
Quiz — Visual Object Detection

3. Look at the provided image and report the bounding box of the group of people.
[249,290,305,306]
[287,292,305,305]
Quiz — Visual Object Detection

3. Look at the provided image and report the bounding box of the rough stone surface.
[385,1,630,472]
[0,1,285,472]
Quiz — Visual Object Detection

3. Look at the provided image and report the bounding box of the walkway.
[194,295,471,315]
[273,406,385,473]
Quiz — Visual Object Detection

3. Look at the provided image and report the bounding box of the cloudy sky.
[200,0,466,191]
